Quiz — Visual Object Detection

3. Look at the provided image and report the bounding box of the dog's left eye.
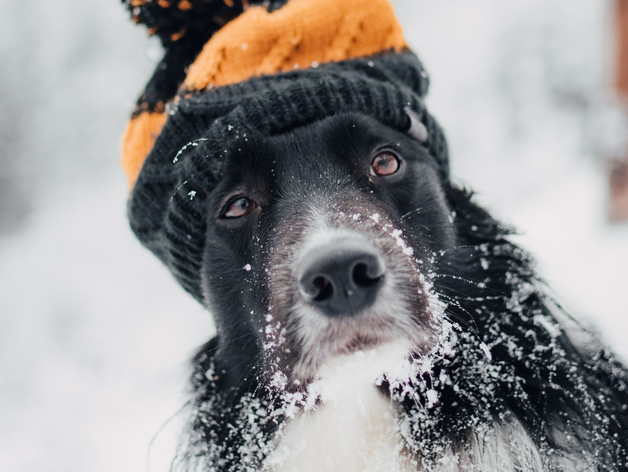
[370,151,400,176]
[223,197,256,219]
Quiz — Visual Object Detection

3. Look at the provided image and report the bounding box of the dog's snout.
[298,238,386,317]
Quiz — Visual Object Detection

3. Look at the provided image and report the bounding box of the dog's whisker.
[432,273,508,296]
[147,400,193,472]
[435,292,481,330]
[434,284,485,301]
[227,332,258,345]
[400,207,424,221]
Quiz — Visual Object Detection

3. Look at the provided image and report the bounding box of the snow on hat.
[121,0,449,302]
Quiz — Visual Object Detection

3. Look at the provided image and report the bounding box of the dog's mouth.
[285,303,435,384]
[267,227,438,385]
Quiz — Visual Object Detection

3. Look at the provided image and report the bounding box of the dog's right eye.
[370,151,400,177]
[222,197,256,219]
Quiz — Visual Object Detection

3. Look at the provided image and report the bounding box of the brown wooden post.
[611,0,628,222]
[617,0,628,96]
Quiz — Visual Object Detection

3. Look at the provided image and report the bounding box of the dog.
[164,110,628,472]
[119,0,628,470]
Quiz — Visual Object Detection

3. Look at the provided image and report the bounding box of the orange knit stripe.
[183,0,407,91]
[122,112,168,189]
[178,0,193,11]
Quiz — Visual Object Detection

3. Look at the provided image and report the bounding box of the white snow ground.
[0,1,626,471]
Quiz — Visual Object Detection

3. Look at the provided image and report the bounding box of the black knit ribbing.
[128,50,448,303]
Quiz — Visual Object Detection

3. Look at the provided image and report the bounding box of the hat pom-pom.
[123,0,248,47]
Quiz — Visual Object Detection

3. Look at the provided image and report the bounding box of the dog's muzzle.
[297,236,386,317]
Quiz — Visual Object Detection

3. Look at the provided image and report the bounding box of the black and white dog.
[166,110,628,471]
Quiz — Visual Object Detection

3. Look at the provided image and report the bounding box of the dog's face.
[201,113,457,387]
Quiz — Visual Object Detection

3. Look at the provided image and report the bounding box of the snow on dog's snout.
[266,199,439,383]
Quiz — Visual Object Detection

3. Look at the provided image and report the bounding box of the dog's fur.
[172,113,628,472]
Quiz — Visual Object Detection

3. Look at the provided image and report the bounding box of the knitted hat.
[122,0,449,303]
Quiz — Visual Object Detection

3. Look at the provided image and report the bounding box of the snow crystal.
[390,228,414,256]
[426,389,439,408]
[533,314,562,338]
[479,342,493,361]
[172,139,207,164]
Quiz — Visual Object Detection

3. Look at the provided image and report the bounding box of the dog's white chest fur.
[264,346,414,472]
[268,382,412,472]
[261,345,553,472]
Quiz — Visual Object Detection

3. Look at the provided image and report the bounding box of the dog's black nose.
[298,238,386,317]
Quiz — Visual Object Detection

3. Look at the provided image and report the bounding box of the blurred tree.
[0,63,30,233]
[0,6,37,234]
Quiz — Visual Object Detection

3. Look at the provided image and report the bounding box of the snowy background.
[1,0,627,471]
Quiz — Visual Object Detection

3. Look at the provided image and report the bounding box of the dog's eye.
[223,197,255,219]
[370,152,400,177]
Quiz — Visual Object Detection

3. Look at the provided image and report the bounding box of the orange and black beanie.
[122,0,449,302]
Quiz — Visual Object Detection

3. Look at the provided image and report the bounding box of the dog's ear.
[124,0,248,48]
[404,107,429,143]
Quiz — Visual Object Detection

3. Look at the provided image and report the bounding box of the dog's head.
[122,0,454,393]
[201,112,456,386]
